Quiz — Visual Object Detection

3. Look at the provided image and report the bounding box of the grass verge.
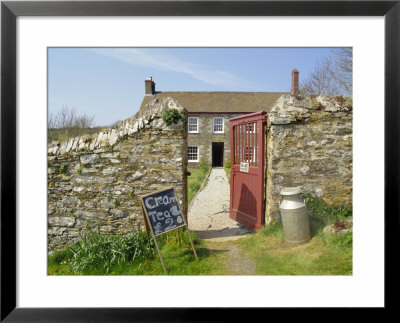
[187,164,209,205]
[224,160,231,183]
[237,224,352,275]
[235,195,352,275]
[48,229,225,275]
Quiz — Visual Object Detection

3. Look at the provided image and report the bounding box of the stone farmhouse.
[139,71,300,168]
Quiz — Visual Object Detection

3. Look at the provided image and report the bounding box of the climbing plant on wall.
[162,108,183,126]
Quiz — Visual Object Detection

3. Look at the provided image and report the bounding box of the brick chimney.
[291,69,299,97]
[145,77,155,95]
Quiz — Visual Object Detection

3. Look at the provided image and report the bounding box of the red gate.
[229,111,266,231]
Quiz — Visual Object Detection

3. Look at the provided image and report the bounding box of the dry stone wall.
[48,97,188,252]
[266,95,352,223]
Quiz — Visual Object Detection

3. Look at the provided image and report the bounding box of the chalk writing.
[141,188,186,236]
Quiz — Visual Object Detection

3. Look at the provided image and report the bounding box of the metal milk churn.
[279,187,311,244]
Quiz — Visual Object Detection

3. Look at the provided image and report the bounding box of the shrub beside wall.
[265,95,352,223]
[48,98,188,252]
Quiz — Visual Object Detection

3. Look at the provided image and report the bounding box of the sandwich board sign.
[140,187,198,274]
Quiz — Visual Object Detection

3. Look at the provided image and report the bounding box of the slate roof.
[139,91,287,114]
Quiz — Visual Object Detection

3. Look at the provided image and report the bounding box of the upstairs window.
[213,117,224,133]
[188,117,199,133]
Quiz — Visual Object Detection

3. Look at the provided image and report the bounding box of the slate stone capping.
[48,97,187,155]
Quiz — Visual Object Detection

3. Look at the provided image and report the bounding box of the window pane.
[213,118,223,132]
[188,118,198,132]
[188,146,198,161]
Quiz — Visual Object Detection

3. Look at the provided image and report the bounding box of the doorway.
[212,142,224,167]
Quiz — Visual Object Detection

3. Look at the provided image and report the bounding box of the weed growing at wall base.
[304,194,352,221]
[48,231,152,275]
[261,221,284,239]
[48,229,223,275]
[224,159,231,182]
[188,166,209,205]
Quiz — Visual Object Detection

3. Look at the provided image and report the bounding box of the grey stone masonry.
[187,113,238,167]
[265,95,353,223]
[48,97,188,252]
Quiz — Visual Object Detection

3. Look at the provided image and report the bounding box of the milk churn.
[279,187,311,244]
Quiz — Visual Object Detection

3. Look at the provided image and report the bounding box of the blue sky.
[48,47,334,126]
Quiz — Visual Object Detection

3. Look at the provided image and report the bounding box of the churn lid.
[280,187,302,196]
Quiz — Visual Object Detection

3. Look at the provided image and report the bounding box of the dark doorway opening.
[212,142,224,167]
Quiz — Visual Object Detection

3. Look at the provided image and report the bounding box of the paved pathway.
[188,168,253,241]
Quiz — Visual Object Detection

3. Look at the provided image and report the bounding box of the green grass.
[187,166,209,205]
[224,160,231,183]
[237,226,352,275]
[136,231,225,275]
[48,229,225,275]
[48,195,352,276]
[48,231,152,275]
[235,196,353,275]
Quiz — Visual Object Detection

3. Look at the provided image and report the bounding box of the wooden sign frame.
[140,187,198,274]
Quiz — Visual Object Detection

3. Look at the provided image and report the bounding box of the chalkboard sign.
[140,187,198,274]
[141,187,186,236]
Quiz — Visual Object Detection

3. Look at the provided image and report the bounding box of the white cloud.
[90,48,259,90]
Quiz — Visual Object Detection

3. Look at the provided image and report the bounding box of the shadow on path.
[194,227,253,240]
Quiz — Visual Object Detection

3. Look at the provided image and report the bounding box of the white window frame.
[188,146,199,162]
[212,117,224,134]
[188,117,199,133]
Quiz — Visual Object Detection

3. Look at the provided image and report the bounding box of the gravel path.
[188,168,253,241]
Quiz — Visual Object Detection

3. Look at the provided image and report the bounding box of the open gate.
[229,111,266,231]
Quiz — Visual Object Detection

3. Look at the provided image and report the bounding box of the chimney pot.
[291,69,300,97]
[145,77,155,95]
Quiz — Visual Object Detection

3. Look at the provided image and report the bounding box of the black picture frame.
[1,1,398,321]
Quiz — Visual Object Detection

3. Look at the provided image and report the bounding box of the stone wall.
[188,113,239,168]
[48,97,188,252]
[265,95,352,223]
